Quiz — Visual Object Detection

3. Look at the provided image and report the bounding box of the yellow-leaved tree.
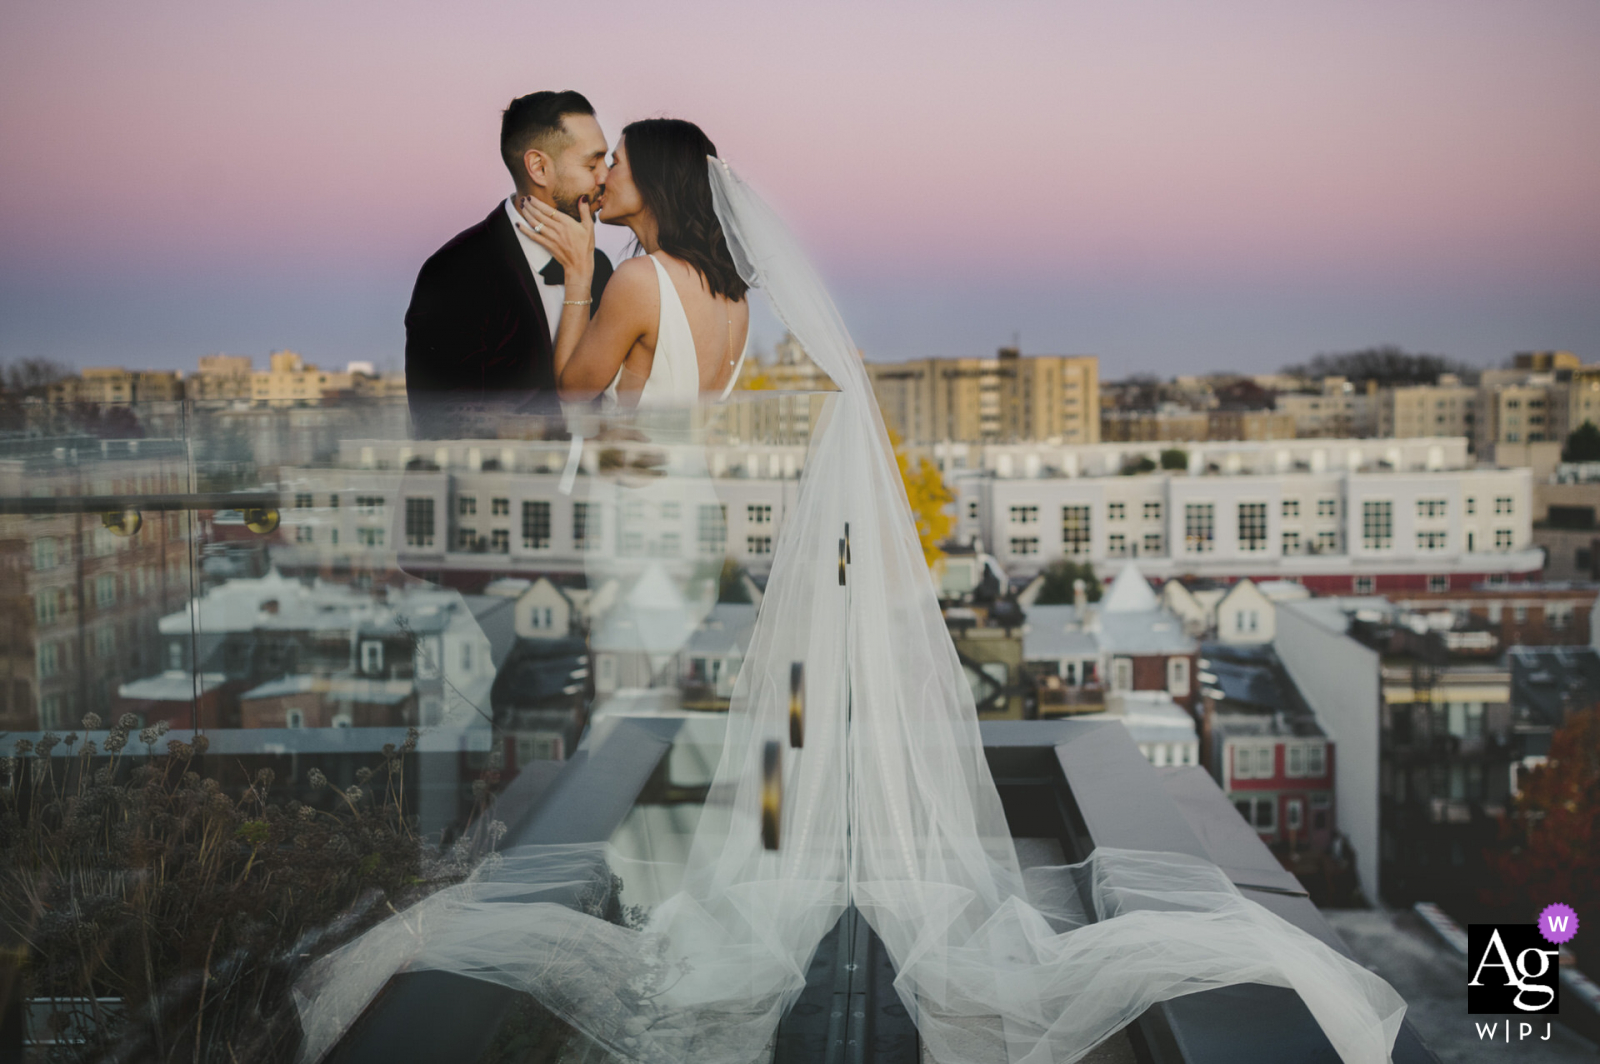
[887,425,954,567]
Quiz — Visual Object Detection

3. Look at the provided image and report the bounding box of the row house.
[1022,563,1197,717]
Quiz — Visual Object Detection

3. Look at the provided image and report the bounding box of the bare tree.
[1,357,71,396]
[1282,345,1479,387]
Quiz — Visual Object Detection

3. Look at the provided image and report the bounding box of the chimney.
[1072,579,1086,611]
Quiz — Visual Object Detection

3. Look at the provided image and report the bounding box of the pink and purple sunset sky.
[2,0,1597,376]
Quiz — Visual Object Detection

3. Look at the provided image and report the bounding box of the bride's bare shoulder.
[596,256,659,315]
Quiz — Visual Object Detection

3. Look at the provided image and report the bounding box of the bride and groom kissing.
[404,89,750,437]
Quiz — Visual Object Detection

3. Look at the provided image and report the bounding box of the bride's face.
[595,139,643,228]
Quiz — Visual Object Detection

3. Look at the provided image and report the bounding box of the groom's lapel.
[487,204,552,345]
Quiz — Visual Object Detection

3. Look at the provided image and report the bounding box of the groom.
[405,90,616,437]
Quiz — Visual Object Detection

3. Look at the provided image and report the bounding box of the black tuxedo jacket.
[404,202,612,434]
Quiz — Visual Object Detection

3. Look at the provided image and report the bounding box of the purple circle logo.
[1538,903,1578,945]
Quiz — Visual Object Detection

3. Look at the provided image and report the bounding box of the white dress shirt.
[504,196,565,343]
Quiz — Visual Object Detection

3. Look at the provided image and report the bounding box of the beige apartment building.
[187,354,256,401]
[1564,364,1600,434]
[48,368,184,405]
[250,351,354,407]
[1101,407,1293,443]
[868,348,1099,444]
[1378,379,1477,441]
[1477,374,1561,451]
[1276,379,1378,438]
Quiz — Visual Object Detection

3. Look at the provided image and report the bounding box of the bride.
[294,121,1407,1064]
[514,118,750,409]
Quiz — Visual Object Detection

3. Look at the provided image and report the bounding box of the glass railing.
[0,391,827,1060]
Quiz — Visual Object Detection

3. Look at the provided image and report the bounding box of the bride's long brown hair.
[622,118,749,302]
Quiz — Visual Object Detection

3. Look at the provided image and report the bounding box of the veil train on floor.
[292,161,1406,1064]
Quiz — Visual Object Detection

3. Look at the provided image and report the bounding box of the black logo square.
[1467,924,1560,1014]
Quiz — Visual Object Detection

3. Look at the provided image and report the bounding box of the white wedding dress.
[293,163,1407,1064]
[599,252,748,411]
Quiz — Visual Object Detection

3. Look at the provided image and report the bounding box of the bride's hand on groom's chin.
[516,195,595,283]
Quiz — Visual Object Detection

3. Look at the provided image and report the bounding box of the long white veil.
[292,160,1406,1064]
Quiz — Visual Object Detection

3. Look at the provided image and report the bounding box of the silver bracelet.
[563,298,593,307]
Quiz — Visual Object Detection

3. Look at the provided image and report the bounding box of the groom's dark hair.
[623,118,749,302]
[501,91,595,185]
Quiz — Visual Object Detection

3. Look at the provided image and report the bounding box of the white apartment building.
[967,457,1536,592]
[271,434,1540,596]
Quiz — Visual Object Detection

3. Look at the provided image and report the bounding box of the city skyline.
[2,0,1598,374]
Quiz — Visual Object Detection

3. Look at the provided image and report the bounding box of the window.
[356,495,385,514]
[1010,537,1039,555]
[93,626,114,662]
[1417,530,1447,552]
[522,501,551,549]
[1010,505,1039,524]
[34,588,59,626]
[1282,530,1301,554]
[1142,532,1164,554]
[1061,506,1091,555]
[660,501,680,522]
[168,641,183,670]
[490,529,509,553]
[1288,744,1306,776]
[1286,799,1304,833]
[747,504,772,525]
[459,642,473,672]
[329,494,340,509]
[1311,793,1330,829]
[1427,574,1449,592]
[1238,502,1267,552]
[1110,657,1133,691]
[1512,605,1527,624]
[38,642,59,679]
[529,606,555,630]
[361,640,384,675]
[1107,533,1127,557]
[1353,575,1374,594]
[286,709,304,729]
[294,525,314,544]
[1167,656,1189,696]
[1234,608,1259,634]
[698,504,728,556]
[405,498,435,547]
[747,535,773,555]
[1282,499,1300,519]
[357,527,385,547]
[650,532,682,558]
[1361,500,1393,550]
[96,574,117,608]
[458,496,477,516]
[295,492,314,509]
[966,500,980,520]
[1143,500,1162,522]
[1549,602,1572,630]
[1465,496,1477,516]
[1184,503,1214,553]
[1494,496,1513,515]
[1494,529,1513,550]
[1107,502,1126,522]
[1314,498,1336,519]
[574,502,599,550]
[492,498,509,516]
[32,537,57,570]
[1416,498,1447,519]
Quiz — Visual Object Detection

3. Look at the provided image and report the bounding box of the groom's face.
[544,114,610,219]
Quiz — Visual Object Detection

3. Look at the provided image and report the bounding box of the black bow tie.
[539,258,564,286]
